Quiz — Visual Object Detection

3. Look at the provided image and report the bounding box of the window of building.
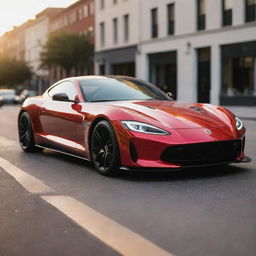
[167,3,175,35]
[100,0,104,10]
[69,12,76,23]
[245,0,256,22]
[100,22,105,47]
[124,14,129,42]
[99,64,105,75]
[149,51,177,98]
[222,0,232,26]
[223,57,256,96]
[222,42,256,98]
[197,48,211,103]
[78,8,84,20]
[90,2,95,15]
[63,17,68,26]
[84,5,88,17]
[113,18,118,44]
[197,0,206,30]
[151,8,158,38]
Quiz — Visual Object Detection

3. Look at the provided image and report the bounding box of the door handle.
[41,107,46,113]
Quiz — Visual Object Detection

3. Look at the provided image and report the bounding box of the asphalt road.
[0,105,255,256]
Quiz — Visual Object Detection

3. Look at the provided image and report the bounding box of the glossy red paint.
[19,76,249,170]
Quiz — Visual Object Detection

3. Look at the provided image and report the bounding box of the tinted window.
[79,78,169,102]
[48,81,77,101]
[151,8,158,38]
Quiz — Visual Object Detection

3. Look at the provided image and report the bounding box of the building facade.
[0,0,95,92]
[49,0,95,81]
[94,0,140,76]
[25,8,63,93]
[137,0,256,105]
[50,0,95,36]
[95,0,256,105]
[0,21,31,61]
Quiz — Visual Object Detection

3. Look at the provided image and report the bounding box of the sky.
[0,0,78,35]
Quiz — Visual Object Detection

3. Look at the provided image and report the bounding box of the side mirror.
[52,93,70,102]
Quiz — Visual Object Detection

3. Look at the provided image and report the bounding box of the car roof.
[45,75,138,94]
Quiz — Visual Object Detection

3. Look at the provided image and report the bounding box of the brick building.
[25,8,63,93]
[49,0,95,81]
[0,20,32,61]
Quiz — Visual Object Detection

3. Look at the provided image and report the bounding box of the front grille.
[161,140,242,167]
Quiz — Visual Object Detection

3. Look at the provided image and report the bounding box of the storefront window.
[222,56,256,96]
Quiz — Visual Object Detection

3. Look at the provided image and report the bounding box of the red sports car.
[18,76,251,176]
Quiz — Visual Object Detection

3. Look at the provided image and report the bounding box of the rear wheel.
[91,120,120,176]
[18,112,43,153]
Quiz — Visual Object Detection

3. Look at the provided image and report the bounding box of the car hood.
[110,100,231,129]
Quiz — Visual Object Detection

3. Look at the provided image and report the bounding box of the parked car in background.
[20,90,37,103]
[0,89,21,104]
[0,96,3,106]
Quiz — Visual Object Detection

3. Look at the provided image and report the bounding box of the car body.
[18,76,251,175]
[0,89,21,104]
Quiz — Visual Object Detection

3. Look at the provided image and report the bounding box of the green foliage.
[40,33,93,76]
[0,55,32,87]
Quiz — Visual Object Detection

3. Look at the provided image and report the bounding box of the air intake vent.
[129,142,138,162]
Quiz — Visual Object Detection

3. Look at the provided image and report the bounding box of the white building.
[94,0,140,76]
[25,8,63,93]
[95,0,256,106]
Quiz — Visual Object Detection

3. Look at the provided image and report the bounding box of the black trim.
[129,142,138,163]
[220,96,256,106]
[161,140,242,167]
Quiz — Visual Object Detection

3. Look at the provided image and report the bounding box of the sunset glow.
[0,0,77,35]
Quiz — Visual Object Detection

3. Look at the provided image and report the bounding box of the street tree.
[40,33,93,76]
[0,55,32,87]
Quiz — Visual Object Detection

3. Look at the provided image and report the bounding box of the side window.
[48,81,78,101]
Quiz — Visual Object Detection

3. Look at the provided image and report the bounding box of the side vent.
[129,142,138,163]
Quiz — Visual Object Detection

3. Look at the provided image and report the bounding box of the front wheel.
[91,120,120,176]
[18,112,43,153]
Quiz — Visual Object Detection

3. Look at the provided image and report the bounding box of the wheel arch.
[18,110,28,130]
[18,110,37,142]
[87,116,111,156]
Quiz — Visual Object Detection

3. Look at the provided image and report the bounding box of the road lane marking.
[0,157,54,194]
[42,195,174,256]
[0,152,175,256]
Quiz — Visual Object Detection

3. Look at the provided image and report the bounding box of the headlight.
[121,121,170,135]
[235,117,243,130]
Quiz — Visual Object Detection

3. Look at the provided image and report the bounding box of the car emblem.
[204,129,212,135]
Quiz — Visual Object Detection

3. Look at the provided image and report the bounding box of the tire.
[18,112,43,153]
[91,120,120,176]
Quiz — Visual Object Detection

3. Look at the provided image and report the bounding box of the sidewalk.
[223,106,256,120]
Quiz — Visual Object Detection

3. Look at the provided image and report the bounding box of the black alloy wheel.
[91,120,120,176]
[18,112,43,152]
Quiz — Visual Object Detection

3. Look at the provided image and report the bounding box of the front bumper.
[116,123,249,169]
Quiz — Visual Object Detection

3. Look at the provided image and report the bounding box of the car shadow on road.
[40,150,251,182]
[117,164,251,182]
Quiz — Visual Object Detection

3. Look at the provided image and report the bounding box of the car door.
[39,81,85,154]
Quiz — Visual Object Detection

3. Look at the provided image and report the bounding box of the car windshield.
[79,77,170,102]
